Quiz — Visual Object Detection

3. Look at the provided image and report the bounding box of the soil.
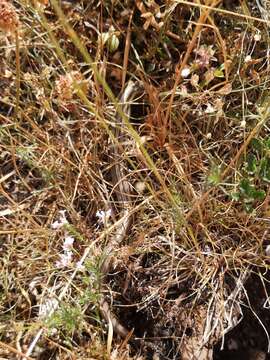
[104,265,270,359]
[214,271,270,360]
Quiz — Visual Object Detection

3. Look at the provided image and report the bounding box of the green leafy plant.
[207,164,222,186]
[232,137,270,212]
[46,303,84,336]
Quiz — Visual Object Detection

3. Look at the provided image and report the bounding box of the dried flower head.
[54,71,88,112]
[55,71,86,101]
[194,45,217,68]
[55,74,74,102]
[0,0,19,33]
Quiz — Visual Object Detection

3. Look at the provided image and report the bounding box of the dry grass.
[1,0,270,359]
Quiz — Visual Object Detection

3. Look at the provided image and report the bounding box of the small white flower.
[135,181,146,193]
[59,210,68,222]
[59,210,66,217]
[96,209,112,225]
[181,67,190,78]
[55,251,73,268]
[244,55,252,63]
[76,261,85,271]
[240,120,246,128]
[254,33,261,42]
[265,245,270,257]
[63,236,74,250]
[51,220,62,229]
[205,103,215,114]
[203,245,211,255]
[51,210,68,229]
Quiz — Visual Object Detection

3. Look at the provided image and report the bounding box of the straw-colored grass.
[1,0,270,359]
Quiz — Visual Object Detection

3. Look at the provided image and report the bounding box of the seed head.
[55,71,86,102]
[0,0,19,33]
[55,74,74,102]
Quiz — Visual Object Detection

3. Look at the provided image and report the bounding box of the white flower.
[254,33,261,42]
[59,210,67,218]
[135,181,146,193]
[244,55,252,63]
[240,120,246,128]
[51,210,68,229]
[51,220,62,229]
[76,261,85,271]
[63,236,74,250]
[181,67,190,78]
[205,103,215,114]
[55,251,73,268]
[265,245,270,257]
[96,209,112,225]
[203,245,211,255]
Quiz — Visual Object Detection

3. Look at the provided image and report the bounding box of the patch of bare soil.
[214,271,270,360]
[104,258,270,359]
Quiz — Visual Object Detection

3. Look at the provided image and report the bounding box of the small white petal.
[205,103,215,114]
[254,33,261,42]
[76,261,85,271]
[51,211,68,229]
[59,210,66,217]
[96,209,112,225]
[63,236,74,250]
[55,251,73,268]
[135,181,146,193]
[65,250,73,261]
[59,210,68,225]
[181,67,190,78]
[240,120,246,128]
[51,221,62,229]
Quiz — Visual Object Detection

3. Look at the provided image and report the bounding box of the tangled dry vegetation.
[1,0,270,359]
